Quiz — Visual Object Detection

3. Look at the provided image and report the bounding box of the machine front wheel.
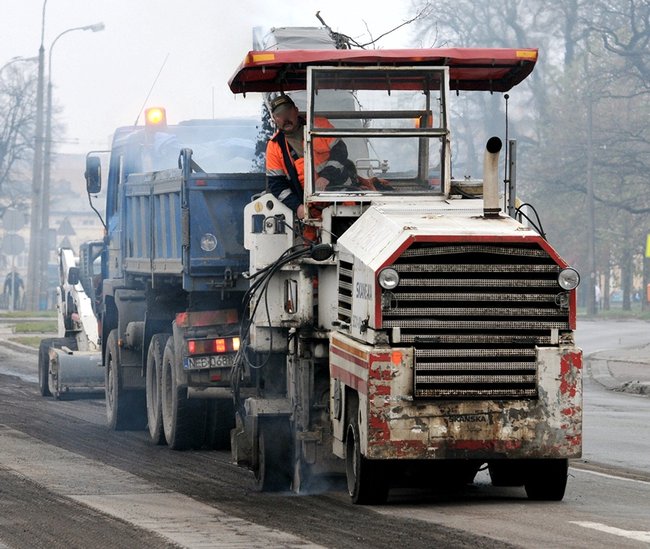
[524,459,569,501]
[255,418,292,492]
[345,421,389,505]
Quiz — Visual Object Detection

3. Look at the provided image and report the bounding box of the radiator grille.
[378,242,570,400]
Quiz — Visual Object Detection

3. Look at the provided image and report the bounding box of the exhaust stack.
[483,136,502,218]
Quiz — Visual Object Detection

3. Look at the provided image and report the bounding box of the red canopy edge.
[228,48,538,94]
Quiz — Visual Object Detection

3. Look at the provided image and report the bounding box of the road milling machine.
[227,48,582,503]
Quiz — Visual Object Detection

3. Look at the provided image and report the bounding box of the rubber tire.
[38,338,54,397]
[524,459,568,501]
[146,333,170,445]
[346,421,389,505]
[255,419,292,492]
[161,337,206,450]
[105,329,147,431]
[205,399,235,450]
[489,460,526,487]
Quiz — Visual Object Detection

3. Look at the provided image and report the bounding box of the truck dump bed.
[123,168,265,290]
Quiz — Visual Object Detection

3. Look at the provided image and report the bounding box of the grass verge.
[0,310,57,319]
[8,336,43,348]
[12,321,58,334]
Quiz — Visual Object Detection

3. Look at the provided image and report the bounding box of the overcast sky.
[2,0,418,155]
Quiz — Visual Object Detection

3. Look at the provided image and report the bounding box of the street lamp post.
[41,22,104,307]
[25,0,48,311]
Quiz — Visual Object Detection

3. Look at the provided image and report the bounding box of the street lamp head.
[84,22,105,33]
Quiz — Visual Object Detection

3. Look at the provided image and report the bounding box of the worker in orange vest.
[265,94,355,221]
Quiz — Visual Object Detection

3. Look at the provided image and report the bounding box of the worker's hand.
[315,177,329,190]
[296,204,305,219]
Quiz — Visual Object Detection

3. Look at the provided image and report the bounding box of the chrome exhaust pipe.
[483,136,502,218]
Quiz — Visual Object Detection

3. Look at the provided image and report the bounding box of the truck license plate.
[184,354,235,370]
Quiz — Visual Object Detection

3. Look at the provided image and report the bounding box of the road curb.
[586,353,650,396]
[0,338,39,356]
[586,355,622,391]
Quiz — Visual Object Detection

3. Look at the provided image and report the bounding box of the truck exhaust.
[483,136,503,217]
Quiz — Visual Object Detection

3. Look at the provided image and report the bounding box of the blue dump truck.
[84,108,264,448]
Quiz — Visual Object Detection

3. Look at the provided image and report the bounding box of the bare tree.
[590,0,650,87]
[409,0,650,312]
[0,64,37,212]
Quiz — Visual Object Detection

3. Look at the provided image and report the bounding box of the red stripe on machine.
[331,345,369,369]
[330,363,368,395]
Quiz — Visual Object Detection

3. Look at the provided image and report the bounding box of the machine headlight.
[200,233,218,252]
[558,267,580,290]
[378,268,400,290]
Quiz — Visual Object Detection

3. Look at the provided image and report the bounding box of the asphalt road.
[0,320,649,548]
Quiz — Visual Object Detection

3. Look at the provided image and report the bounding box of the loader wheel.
[346,421,389,505]
[146,333,170,445]
[161,337,206,450]
[255,418,292,492]
[524,459,568,501]
[205,398,235,450]
[38,338,54,397]
[105,329,147,431]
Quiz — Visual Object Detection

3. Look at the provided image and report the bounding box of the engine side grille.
[380,242,570,400]
[338,260,353,326]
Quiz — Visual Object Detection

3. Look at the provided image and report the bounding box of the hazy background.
[4,0,650,316]
[1,0,414,154]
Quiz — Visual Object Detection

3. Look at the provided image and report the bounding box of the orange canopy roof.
[228,48,538,94]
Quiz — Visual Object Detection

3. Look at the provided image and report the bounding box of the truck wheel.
[161,337,206,450]
[345,421,389,505]
[146,333,170,445]
[524,459,568,501]
[255,418,292,492]
[38,338,54,397]
[105,329,147,431]
[205,399,235,450]
[489,460,525,487]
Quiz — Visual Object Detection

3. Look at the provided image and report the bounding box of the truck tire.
[146,333,170,445]
[161,337,206,450]
[205,399,235,450]
[38,337,77,398]
[105,329,147,431]
[524,459,568,501]
[255,418,292,492]
[345,421,389,505]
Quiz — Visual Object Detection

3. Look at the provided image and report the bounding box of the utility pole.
[586,92,597,316]
[25,0,48,311]
[41,23,104,305]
